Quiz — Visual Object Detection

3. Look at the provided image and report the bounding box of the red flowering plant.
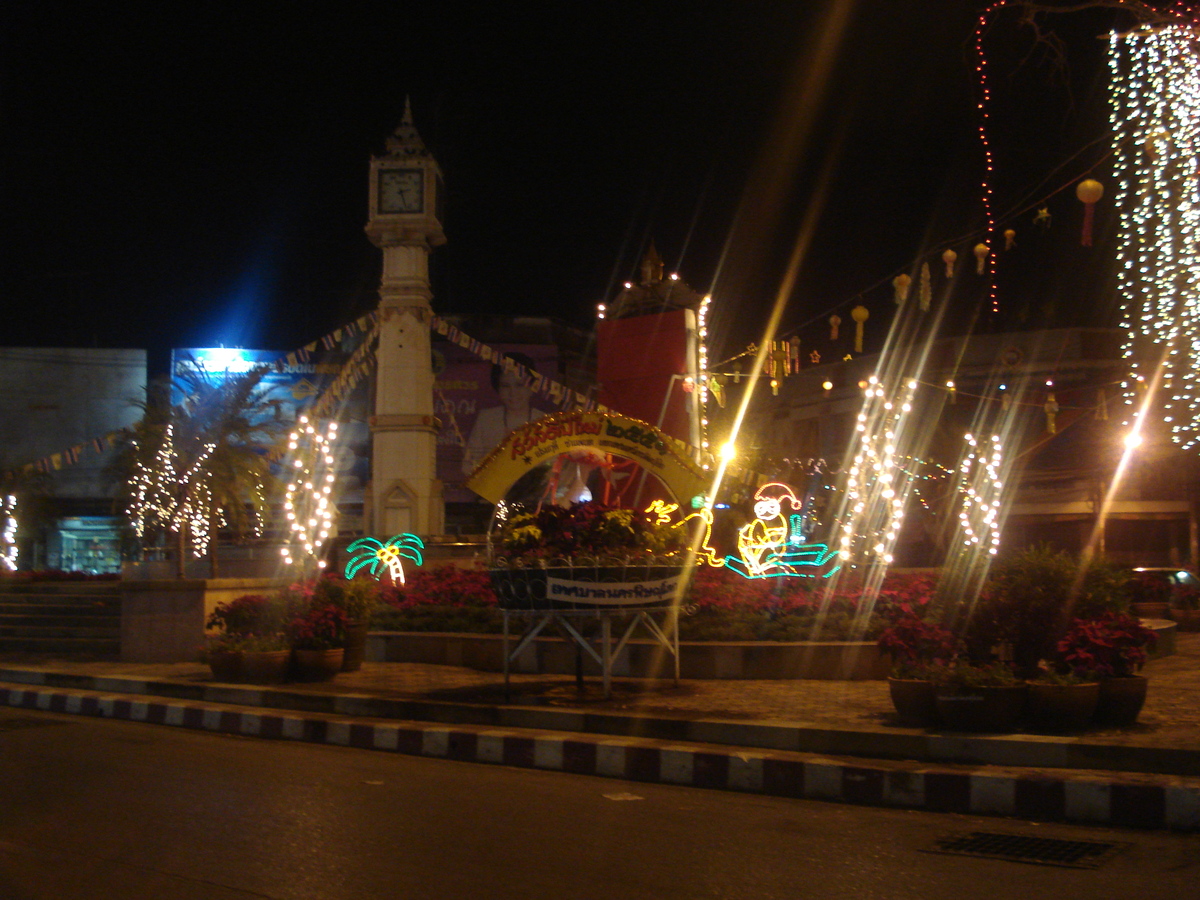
[495,502,685,565]
[374,565,504,633]
[288,603,349,650]
[1052,612,1158,678]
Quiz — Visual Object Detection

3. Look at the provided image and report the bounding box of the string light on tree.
[955,433,1004,556]
[835,376,919,566]
[127,424,181,539]
[2,495,17,571]
[280,416,340,570]
[1110,23,1200,448]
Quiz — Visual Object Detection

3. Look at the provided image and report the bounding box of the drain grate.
[924,832,1130,869]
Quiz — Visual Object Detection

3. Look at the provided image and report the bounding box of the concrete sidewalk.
[1,633,1198,831]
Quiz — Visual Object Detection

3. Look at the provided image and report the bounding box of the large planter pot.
[934,684,1027,732]
[1170,608,1200,632]
[240,650,291,684]
[887,678,939,727]
[1094,675,1149,727]
[341,621,370,672]
[291,648,344,682]
[207,648,243,682]
[1025,681,1100,732]
[489,563,686,610]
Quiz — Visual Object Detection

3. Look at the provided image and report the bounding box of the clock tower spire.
[365,100,445,537]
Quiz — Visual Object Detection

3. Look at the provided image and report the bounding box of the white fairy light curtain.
[1110,23,1200,448]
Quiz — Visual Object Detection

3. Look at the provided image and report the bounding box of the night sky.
[1,2,1144,374]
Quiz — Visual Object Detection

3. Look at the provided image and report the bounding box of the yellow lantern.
[973,242,989,274]
[1004,228,1016,250]
[942,248,957,278]
[851,305,869,353]
[1076,178,1103,246]
[892,273,911,304]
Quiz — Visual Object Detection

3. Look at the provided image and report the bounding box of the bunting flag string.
[429,314,604,415]
[3,311,379,480]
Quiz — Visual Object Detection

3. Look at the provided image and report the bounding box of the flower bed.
[370,563,938,642]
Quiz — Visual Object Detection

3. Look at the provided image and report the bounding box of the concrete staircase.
[0,583,121,656]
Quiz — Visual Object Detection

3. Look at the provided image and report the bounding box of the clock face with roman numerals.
[378,168,424,214]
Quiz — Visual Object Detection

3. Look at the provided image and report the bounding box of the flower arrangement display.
[1053,612,1158,678]
[494,502,684,565]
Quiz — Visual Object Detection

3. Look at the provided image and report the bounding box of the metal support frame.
[502,605,680,699]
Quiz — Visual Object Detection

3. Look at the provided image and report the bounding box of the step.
[0,637,121,655]
[0,613,120,629]
[0,628,120,643]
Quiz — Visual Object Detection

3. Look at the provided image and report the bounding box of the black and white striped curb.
[3,683,1199,832]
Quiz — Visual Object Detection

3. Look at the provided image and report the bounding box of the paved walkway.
[1,633,1198,831]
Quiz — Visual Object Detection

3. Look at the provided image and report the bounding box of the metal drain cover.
[924,832,1130,869]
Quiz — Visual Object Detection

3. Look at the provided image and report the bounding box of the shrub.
[877,612,956,677]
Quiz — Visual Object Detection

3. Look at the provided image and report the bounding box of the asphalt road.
[1,707,1197,899]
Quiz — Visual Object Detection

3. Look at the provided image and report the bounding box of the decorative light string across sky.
[280,416,339,570]
[1110,23,1200,448]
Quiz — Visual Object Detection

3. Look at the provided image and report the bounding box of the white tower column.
[365,102,446,537]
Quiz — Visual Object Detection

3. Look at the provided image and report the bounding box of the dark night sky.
[1,2,1145,374]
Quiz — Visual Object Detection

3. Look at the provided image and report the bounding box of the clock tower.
[365,100,446,537]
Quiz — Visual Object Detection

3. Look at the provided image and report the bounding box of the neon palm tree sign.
[344,534,425,584]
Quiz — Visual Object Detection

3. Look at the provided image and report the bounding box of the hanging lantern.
[772,343,790,379]
[1004,228,1016,250]
[946,380,956,404]
[942,248,957,278]
[1044,392,1059,434]
[732,362,743,384]
[789,335,801,373]
[851,305,869,353]
[973,242,989,274]
[829,314,841,341]
[1076,179,1103,246]
[919,262,931,311]
[710,375,726,407]
[892,273,911,304]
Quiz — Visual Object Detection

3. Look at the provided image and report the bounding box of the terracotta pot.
[935,684,1027,732]
[207,648,243,682]
[887,677,939,727]
[240,650,290,684]
[1095,675,1148,727]
[292,647,345,682]
[341,621,370,672]
[1025,681,1100,732]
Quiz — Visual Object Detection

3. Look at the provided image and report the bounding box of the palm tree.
[345,534,425,584]
[118,364,282,577]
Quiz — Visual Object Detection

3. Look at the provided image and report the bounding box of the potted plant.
[204,594,289,683]
[877,611,955,726]
[288,602,349,681]
[489,502,687,610]
[965,546,1125,679]
[303,574,381,671]
[1054,613,1157,726]
[932,661,1026,732]
[1128,570,1171,618]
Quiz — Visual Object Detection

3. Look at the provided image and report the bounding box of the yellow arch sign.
[464,410,711,506]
